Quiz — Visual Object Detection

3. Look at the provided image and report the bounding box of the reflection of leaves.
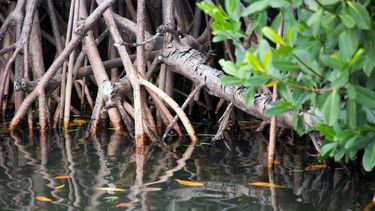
[175,179,204,187]
[36,196,53,202]
[54,175,71,180]
[304,164,327,171]
[96,187,126,192]
[54,184,65,190]
[248,182,284,188]
[113,202,129,208]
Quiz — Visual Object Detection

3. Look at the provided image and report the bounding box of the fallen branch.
[160,41,316,131]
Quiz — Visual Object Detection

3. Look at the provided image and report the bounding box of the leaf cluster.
[198,0,375,171]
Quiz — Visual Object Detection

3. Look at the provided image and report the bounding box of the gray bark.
[160,41,316,130]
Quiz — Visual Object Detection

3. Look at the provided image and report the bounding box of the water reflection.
[0,128,373,210]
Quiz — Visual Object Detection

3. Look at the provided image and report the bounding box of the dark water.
[0,126,374,211]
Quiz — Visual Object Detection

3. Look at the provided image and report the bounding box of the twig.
[211,102,233,151]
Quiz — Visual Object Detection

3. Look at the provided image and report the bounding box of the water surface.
[0,127,373,210]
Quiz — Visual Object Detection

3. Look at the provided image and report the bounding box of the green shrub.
[198,0,375,171]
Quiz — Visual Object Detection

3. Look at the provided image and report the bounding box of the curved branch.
[139,79,198,142]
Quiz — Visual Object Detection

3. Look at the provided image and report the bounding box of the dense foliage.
[197,0,375,171]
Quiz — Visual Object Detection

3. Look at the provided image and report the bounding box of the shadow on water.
[0,126,373,210]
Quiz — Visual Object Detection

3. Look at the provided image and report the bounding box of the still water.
[0,126,373,210]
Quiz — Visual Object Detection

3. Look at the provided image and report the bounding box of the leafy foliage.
[198,0,375,171]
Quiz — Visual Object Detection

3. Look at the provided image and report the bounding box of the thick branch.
[160,41,316,130]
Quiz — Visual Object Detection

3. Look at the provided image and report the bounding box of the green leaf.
[362,141,375,171]
[252,11,268,33]
[352,85,375,108]
[364,40,375,76]
[349,136,370,151]
[320,142,338,158]
[274,46,293,57]
[286,27,296,45]
[197,2,217,16]
[258,40,271,59]
[350,48,365,65]
[243,88,255,106]
[307,9,323,26]
[322,90,341,126]
[262,50,272,68]
[278,83,294,103]
[243,75,269,87]
[331,71,348,89]
[363,107,375,124]
[295,92,311,106]
[241,0,270,16]
[265,100,293,117]
[320,0,339,5]
[347,99,357,128]
[272,60,300,71]
[339,31,357,61]
[225,0,240,21]
[219,59,238,75]
[335,130,356,141]
[315,124,335,140]
[212,34,229,42]
[262,27,286,46]
[220,75,243,85]
[293,112,305,135]
[294,49,322,77]
[269,0,289,8]
[246,51,265,73]
[347,2,371,30]
[320,55,342,69]
[334,148,346,161]
[340,12,355,29]
[344,136,358,150]
[347,84,356,99]
[321,13,336,29]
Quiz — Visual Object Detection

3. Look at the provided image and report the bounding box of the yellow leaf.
[96,187,126,192]
[54,175,72,180]
[265,80,279,87]
[54,184,65,190]
[249,182,284,188]
[113,202,129,208]
[304,164,326,171]
[36,196,53,202]
[175,179,204,187]
[69,119,89,127]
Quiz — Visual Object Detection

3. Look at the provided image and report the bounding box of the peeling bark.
[160,41,316,130]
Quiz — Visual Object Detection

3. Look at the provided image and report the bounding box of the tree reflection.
[0,129,373,210]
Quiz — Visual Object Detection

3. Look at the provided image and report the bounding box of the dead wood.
[159,41,316,131]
